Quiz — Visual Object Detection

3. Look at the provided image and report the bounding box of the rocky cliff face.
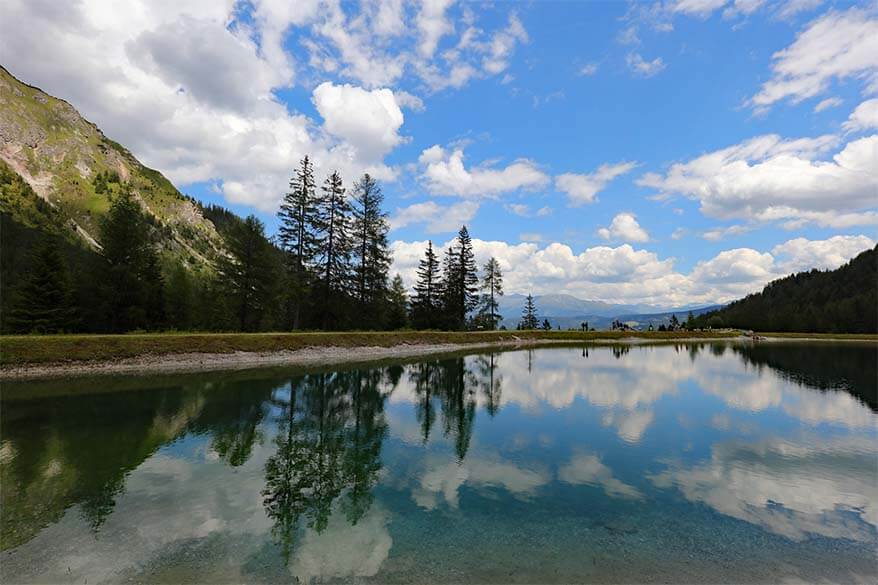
[0,66,225,269]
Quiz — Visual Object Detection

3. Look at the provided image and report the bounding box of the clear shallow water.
[1,342,876,584]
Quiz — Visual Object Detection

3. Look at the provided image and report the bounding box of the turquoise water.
[2,342,876,583]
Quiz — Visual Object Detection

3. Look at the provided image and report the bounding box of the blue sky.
[3,0,876,307]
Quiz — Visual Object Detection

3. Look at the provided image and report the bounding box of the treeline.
[691,246,877,333]
[2,157,517,333]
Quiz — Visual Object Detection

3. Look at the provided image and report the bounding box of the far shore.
[1,330,875,381]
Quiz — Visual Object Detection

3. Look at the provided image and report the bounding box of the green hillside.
[693,246,878,333]
[0,66,224,267]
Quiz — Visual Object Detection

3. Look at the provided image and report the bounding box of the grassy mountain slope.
[0,66,224,269]
[693,246,877,333]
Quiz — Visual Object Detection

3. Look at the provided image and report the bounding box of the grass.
[0,330,742,367]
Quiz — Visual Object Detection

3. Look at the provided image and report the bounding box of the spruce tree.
[442,226,478,329]
[8,238,77,333]
[411,241,441,329]
[386,274,408,330]
[219,215,276,331]
[277,156,318,329]
[351,173,391,324]
[520,294,539,330]
[478,257,504,330]
[314,170,353,328]
[99,188,161,332]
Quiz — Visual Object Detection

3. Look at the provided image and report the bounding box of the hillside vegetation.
[692,246,878,333]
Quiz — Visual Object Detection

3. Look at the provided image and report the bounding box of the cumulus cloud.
[771,234,876,273]
[750,7,878,110]
[579,63,599,76]
[555,162,637,206]
[637,133,878,228]
[843,98,878,132]
[559,453,643,499]
[390,200,479,234]
[597,213,650,243]
[0,0,415,213]
[702,225,750,241]
[418,146,549,198]
[391,235,874,306]
[626,52,666,77]
[312,82,405,162]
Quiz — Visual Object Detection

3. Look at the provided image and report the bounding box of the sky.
[2,0,877,308]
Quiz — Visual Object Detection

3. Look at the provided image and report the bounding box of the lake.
[1,342,876,583]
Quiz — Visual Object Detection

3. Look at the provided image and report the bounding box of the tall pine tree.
[99,188,164,332]
[442,226,479,329]
[314,170,353,328]
[519,294,539,330]
[386,274,408,330]
[411,240,441,329]
[8,238,77,333]
[219,215,276,331]
[277,156,319,329]
[478,257,504,330]
[351,173,391,326]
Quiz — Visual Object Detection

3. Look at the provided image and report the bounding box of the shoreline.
[2,333,874,381]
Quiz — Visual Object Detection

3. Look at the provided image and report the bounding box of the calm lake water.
[1,342,876,583]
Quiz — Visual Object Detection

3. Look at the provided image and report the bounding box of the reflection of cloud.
[2,445,273,583]
[558,453,642,500]
[412,455,550,510]
[290,504,392,582]
[602,410,654,443]
[650,437,878,542]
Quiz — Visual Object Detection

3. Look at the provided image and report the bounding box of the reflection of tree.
[408,358,478,459]
[261,369,388,561]
[475,353,503,417]
[410,361,439,444]
[438,358,477,461]
[612,345,630,359]
[732,343,877,410]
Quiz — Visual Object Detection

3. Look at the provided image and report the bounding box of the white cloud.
[419,145,549,198]
[771,234,876,273]
[626,52,666,77]
[750,7,878,110]
[579,63,599,76]
[702,225,750,241]
[416,0,456,58]
[504,203,552,218]
[482,13,529,75]
[843,98,878,132]
[0,0,411,213]
[390,200,479,234]
[813,96,842,112]
[597,213,650,243]
[312,82,405,162]
[555,162,637,206]
[391,235,873,306]
[638,133,878,228]
[394,90,426,112]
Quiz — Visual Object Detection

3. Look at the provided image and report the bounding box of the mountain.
[496,292,722,330]
[0,66,225,268]
[692,246,877,333]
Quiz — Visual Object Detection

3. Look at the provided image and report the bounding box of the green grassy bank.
[0,330,756,367]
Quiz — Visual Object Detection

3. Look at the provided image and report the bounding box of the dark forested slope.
[693,246,877,333]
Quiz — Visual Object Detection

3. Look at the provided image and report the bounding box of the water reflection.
[1,342,876,583]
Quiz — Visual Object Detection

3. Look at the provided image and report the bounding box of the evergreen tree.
[542,318,552,330]
[219,215,276,331]
[351,174,391,325]
[7,238,77,332]
[99,189,162,332]
[411,241,441,329]
[314,170,353,328]
[519,294,539,330]
[478,257,504,330]
[386,274,408,330]
[165,264,194,330]
[442,226,479,329]
[277,156,319,329]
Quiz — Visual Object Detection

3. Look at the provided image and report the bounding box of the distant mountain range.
[496,293,723,330]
